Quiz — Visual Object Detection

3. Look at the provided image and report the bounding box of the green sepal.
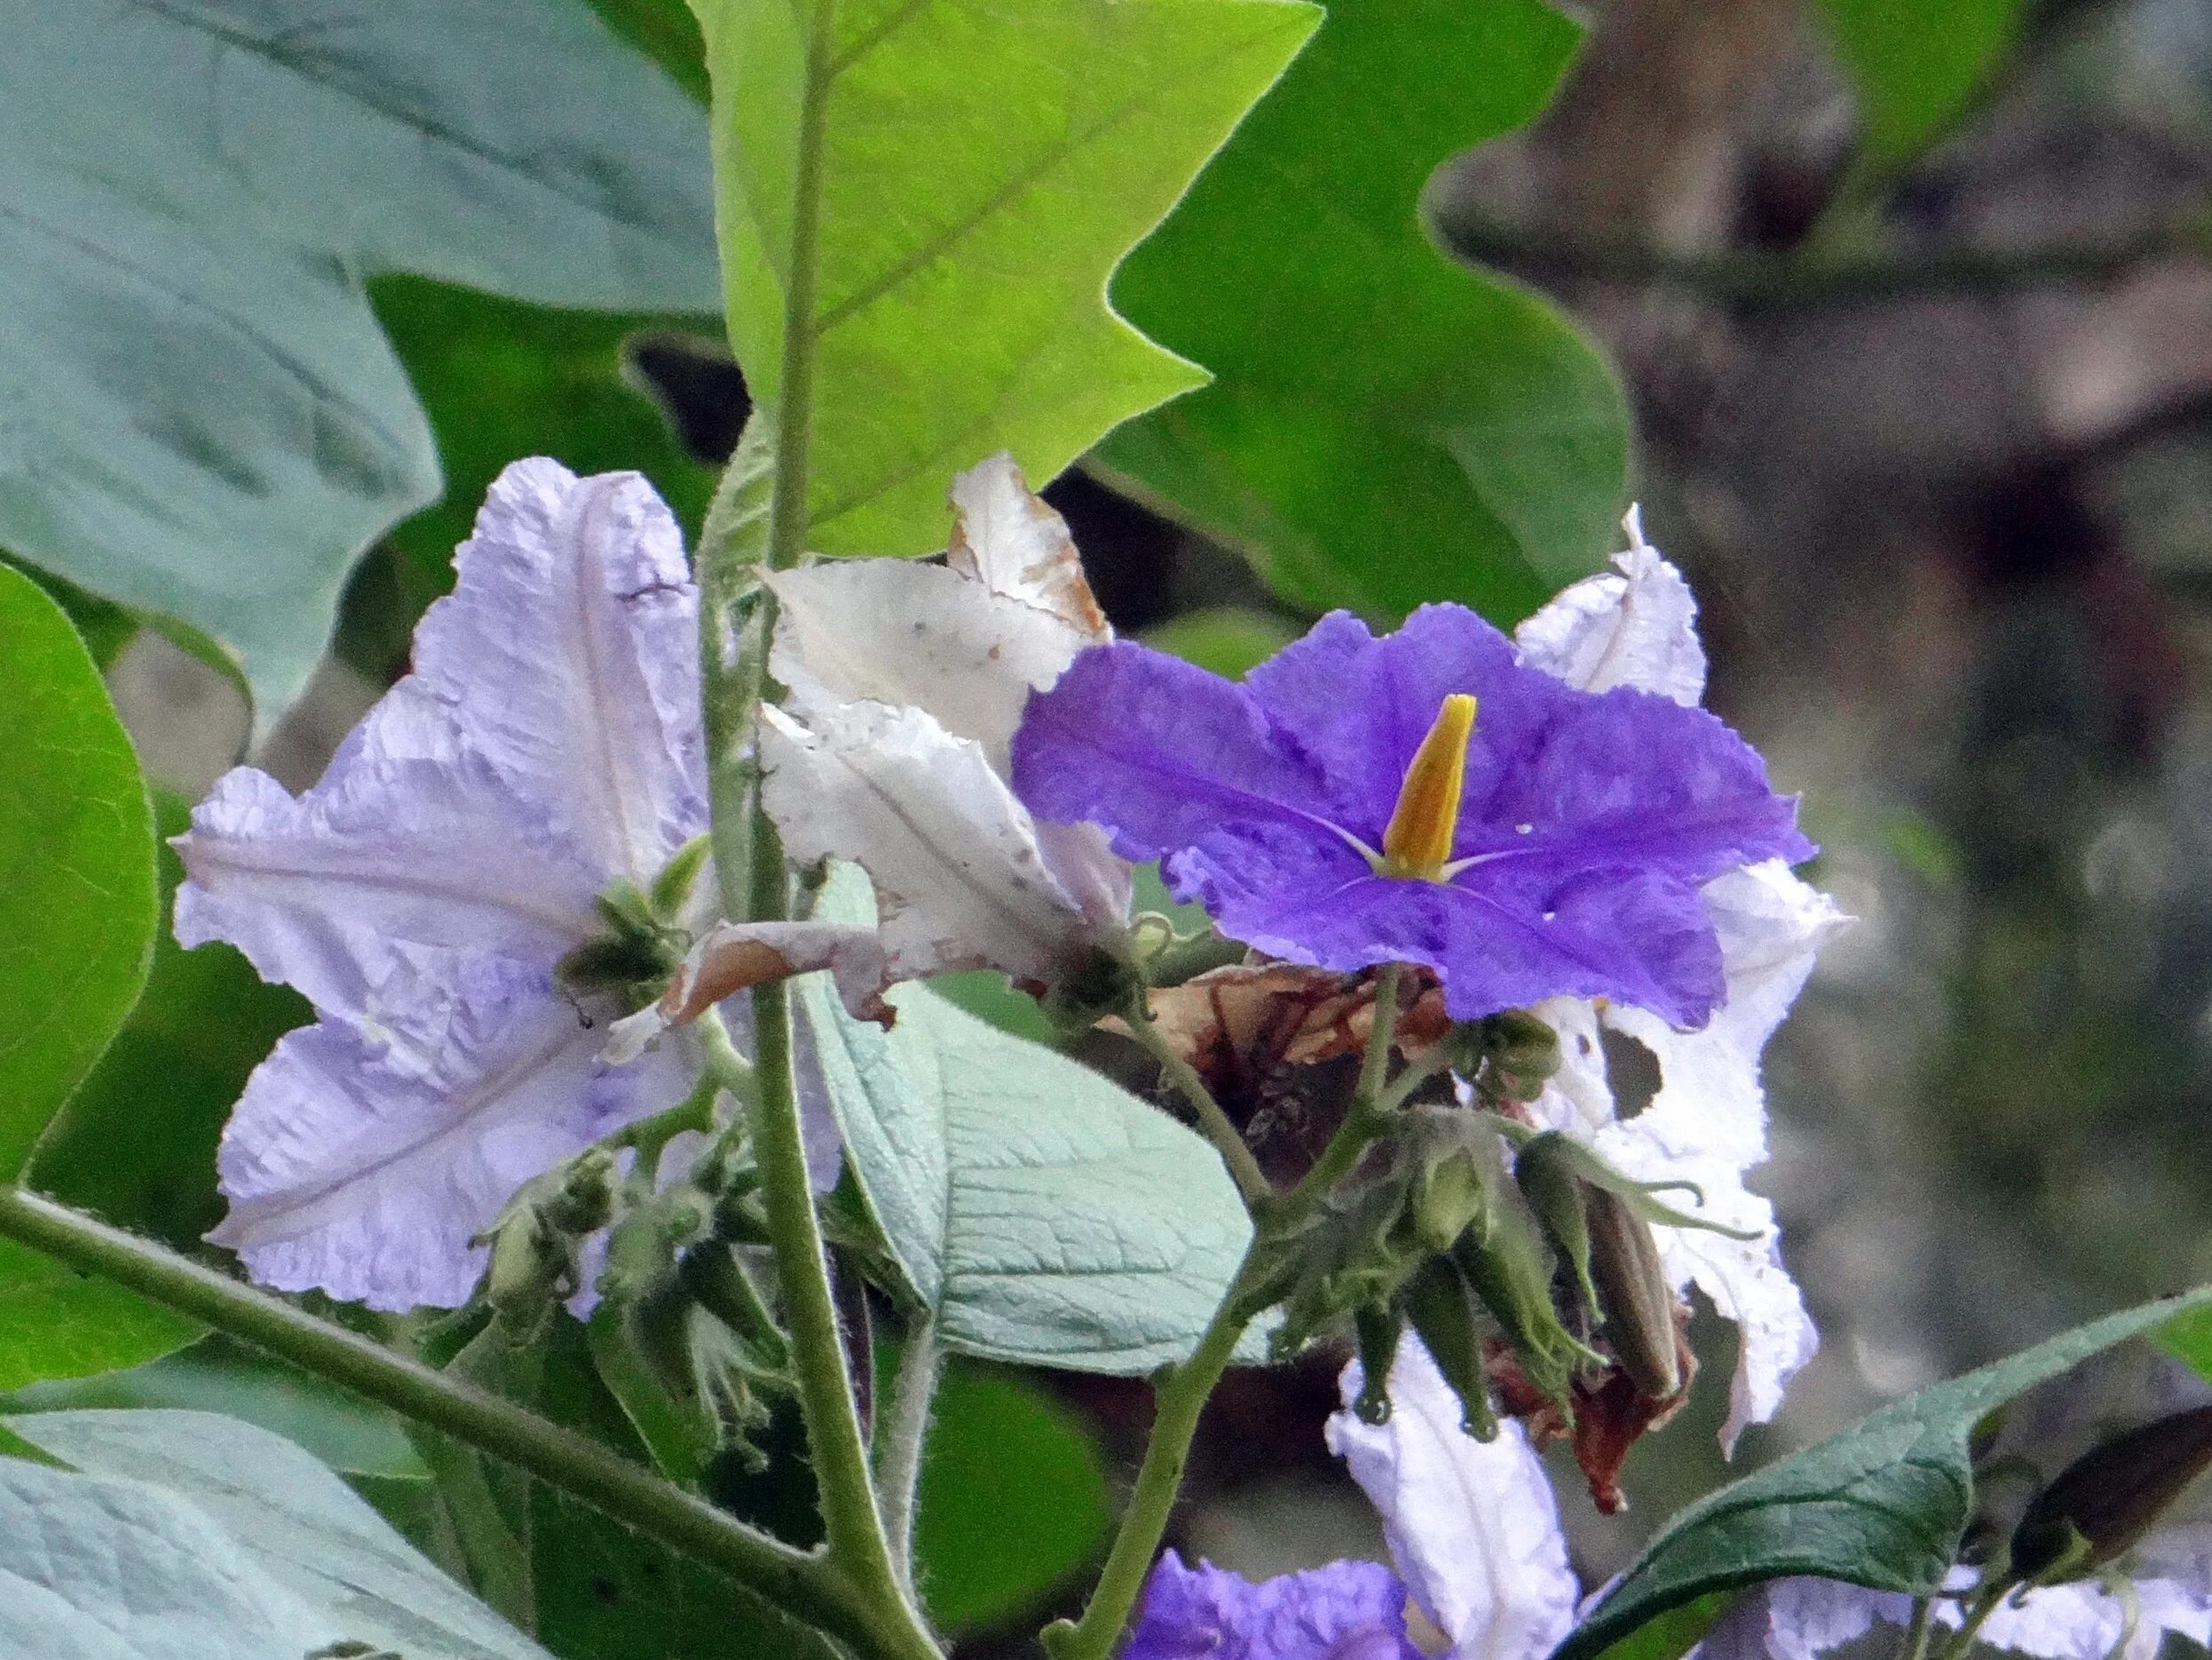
[1401,1256,1499,1441]
[1513,1131,1600,1319]
[1451,1161,1600,1412]
[1352,1302,1404,1425]
[1515,1127,1760,1243]
[648,834,715,920]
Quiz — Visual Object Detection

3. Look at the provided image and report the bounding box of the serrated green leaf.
[797,869,1252,1372]
[1814,0,2026,168]
[0,564,156,1177]
[0,0,719,717]
[1556,1286,2212,1660]
[691,0,1318,556]
[1095,0,1628,624]
[1,1408,548,1658]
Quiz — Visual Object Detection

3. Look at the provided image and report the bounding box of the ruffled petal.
[418,457,706,888]
[765,560,1092,770]
[1328,1334,1580,1660]
[208,952,692,1311]
[1124,1551,1420,1660]
[1692,1579,1912,1660]
[1516,510,1706,705]
[760,700,1091,985]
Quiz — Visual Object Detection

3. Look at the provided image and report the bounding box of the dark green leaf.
[1556,1287,2212,1660]
[691,0,1318,555]
[1814,0,2026,168]
[0,0,719,715]
[0,564,156,1177]
[913,1362,1110,1633]
[1096,0,1628,625]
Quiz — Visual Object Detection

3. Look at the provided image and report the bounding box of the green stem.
[0,1186,938,1660]
[1895,1599,1936,1660]
[876,1314,941,1593]
[1929,1584,2009,1660]
[1042,1276,1254,1660]
[1123,1010,1270,1205]
[1355,967,1399,1109]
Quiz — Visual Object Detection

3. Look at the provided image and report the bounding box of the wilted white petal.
[209,953,692,1311]
[1328,1335,1579,1660]
[945,451,1110,638]
[1516,507,1705,705]
[602,919,893,1062]
[765,561,1092,767]
[759,700,1087,985]
[420,457,706,887]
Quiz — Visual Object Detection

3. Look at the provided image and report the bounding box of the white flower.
[1513,511,1845,1451]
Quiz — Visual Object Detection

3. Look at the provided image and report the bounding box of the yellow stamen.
[1380,693,1477,881]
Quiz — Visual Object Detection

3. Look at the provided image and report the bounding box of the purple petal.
[208,953,692,1311]
[417,457,706,888]
[1125,1551,1420,1660]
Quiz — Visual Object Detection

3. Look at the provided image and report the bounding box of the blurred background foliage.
[4,0,2209,1646]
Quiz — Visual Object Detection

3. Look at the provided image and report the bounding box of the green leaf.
[2,1335,424,1481]
[690,0,1318,555]
[0,564,157,1178]
[1814,0,2025,168]
[798,870,1252,1372]
[0,1244,198,1394]
[1094,0,1628,624]
[1556,1286,2212,1660]
[0,1407,550,1658]
[1141,605,1300,680]
[913,1361,1110,1633]
[2153,1300,2212,1384]
[0,0,719,716]
[33,793,309,1251]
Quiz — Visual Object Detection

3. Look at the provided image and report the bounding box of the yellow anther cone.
[1381,693,1477,881]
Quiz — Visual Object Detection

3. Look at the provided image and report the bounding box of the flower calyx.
[2009,1403,2212,1585]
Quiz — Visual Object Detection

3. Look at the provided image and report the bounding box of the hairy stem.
[1124,1009,1271,1205]
[876,1314,942,1593]
[0,1186,944,1660]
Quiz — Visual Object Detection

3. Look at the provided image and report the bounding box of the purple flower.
[173,459,833,1311]
[1125,1552,1422,1660]
[1011,588,1811,1027]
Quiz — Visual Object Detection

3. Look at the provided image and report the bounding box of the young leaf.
[0,0,719,717]
[1813,0,2026,170]
[0,564,156,1177]
[1554,1286,2212,1660]
[0,1408,550,1658]
[797,874,1252,1371]
[689,0,1319,555]
[1094,0,1629,624]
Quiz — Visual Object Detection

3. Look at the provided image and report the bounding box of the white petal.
[759,700,1089,985]
[1527,863,1842,1448]
[1516,508,1705,705]
[174,755,601,1020]
[208,952,691,1311]
[1328,1335,1579,1660]
[418,456,707,888]
[764,560,1092,769]
[945,451,1110,639]
[1694,1579,1913,1660]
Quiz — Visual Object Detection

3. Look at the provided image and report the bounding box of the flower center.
[1379,692,1477,881]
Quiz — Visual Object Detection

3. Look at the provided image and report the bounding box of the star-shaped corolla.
[176,459,729,1311]
[1125,1552,1423,1660]
[1508,518,1844,1451]
[614,454,1132,1052]
[1010,518,1813,1030]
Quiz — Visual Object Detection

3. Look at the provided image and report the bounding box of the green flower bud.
[1481,1009,1562,1103]
[1512,1132,1600,1319]
[1402,1257,1498,1440]
[1411,1140,1491,1255]
[1585,1185,1681,1401]
[1453,1190,1599,1411]
[649,833,714,919]
[2011,1403,2212,1584]
[1352,1302,1404,1425]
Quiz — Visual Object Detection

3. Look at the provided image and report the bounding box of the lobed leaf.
[0,0,719,716]
[1095,0,1629,624]
[1554,1286,2212,1660]
[690,0,1319,555]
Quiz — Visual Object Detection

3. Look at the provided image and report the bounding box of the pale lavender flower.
[173,459,802,1310]
[1125,1552,1421,1660]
